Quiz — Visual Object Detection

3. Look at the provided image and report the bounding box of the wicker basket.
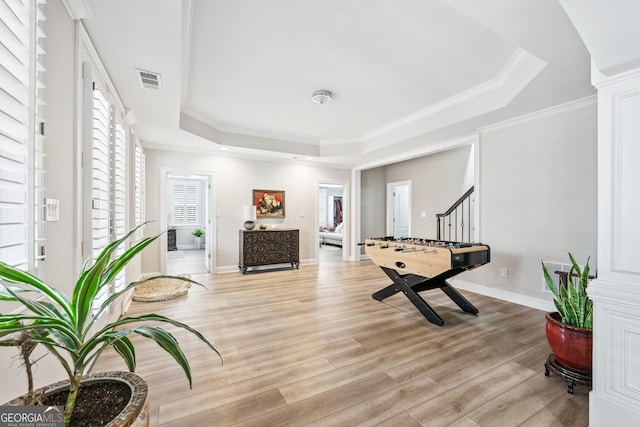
[132,273,191,302]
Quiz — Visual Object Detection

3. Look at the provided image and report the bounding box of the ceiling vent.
[136,69,162,91]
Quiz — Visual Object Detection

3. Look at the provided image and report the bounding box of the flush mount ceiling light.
[311,90,332,104]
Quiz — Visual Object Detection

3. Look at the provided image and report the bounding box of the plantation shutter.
[170,180,200,226]
[90,82,110,306]
[111,117,126,292]
[185,183,198,223]
[0,0,45,271]
[172,182,185,223]
[134,141,144,226]
[318,188,327,227]
[33,0,46,265]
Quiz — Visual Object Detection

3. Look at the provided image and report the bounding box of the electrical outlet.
[500,268,508,278]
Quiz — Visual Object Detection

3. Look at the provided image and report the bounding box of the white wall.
[0,0,75,404]
[460,104,598,305]
[141,150,350,273]
[360,168,386,249]
[41,0,77,294]
[360,144,474,240]
[386,145,474,239]
[358,104,597,309]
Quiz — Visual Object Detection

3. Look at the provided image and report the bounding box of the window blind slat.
[0,0,32,270]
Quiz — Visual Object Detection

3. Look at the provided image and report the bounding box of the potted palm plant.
[192,228,204,249]
[0,223,221,426]
[542,252,593,376]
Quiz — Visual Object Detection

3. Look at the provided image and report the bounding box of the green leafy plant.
[193,228,204,237]
[542,252,593,329]
[0,223,220,426]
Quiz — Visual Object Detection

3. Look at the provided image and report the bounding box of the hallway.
[167,249,207,275]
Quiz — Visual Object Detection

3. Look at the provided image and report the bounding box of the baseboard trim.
[450,278,555,312]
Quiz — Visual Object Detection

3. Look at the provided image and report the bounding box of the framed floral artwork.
[253,190,285,218]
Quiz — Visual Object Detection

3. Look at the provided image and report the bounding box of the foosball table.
[363,237,490,326]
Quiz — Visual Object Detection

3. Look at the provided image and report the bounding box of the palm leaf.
[133,326,194,387]
[5,286,68,321]
[111,336,136,372]
[101,236,159,286]
[99,314,221,360]
[0,262,73,319]
[73,253,112,332]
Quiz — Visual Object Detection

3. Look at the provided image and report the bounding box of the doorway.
[166,172,211,275]
[387,181,411,238]
[318,182,346,263]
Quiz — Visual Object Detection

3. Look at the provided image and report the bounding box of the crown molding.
[360,48,532,142]
[353,133,479,171]
[61,0,93,20]
[478,94,597,133]
[181,108,318,145]
[352,47,547,153]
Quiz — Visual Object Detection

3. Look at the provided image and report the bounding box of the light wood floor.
[92,259,589,426]
[167,249,208,275]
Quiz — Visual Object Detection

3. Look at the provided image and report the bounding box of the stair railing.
[436,186,474,242]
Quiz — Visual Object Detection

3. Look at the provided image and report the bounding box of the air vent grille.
[136,69,162,91]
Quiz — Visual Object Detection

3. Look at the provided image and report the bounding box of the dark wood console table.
[239,229,300,274]
[167,228,177,251]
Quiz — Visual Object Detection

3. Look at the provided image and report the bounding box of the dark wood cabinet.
[239,229,299,274]
[167,228,177,251]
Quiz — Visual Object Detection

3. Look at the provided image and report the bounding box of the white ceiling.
[80,0,595,168]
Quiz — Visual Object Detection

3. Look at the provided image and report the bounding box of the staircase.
[436,186,474,243]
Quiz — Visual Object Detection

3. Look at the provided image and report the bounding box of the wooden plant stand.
[544,353,592,393]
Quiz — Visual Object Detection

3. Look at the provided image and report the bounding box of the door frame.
[386,180,411,237]
[159,168,216,274]
[316,179,349,262]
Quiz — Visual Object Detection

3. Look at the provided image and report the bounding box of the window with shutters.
[318,188,327,227]
[133,140,145,227]
[169,179,202,226]
[0,0,46,272]
[81,29,130,309]
[84,78,130,307]
[111,117,126,292]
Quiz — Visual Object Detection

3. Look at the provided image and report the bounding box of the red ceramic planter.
[545,311,593,372]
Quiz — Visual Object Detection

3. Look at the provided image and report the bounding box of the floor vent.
[136,69,162,91]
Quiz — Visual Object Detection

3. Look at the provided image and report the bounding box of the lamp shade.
[243,205,257,221]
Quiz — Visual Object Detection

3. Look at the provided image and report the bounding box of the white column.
[589,67,640,426]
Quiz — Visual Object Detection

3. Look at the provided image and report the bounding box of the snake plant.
[0,223,220,426]
[542,252,593,329]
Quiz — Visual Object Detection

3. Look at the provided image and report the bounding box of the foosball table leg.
[372,284,401,301]
[440,283,479,315]
[372,282,444,326]
[402,287,444,326]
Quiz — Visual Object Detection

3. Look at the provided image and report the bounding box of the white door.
[387,181,411,238]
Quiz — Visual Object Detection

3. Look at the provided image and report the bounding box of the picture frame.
[253,189,285,218]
